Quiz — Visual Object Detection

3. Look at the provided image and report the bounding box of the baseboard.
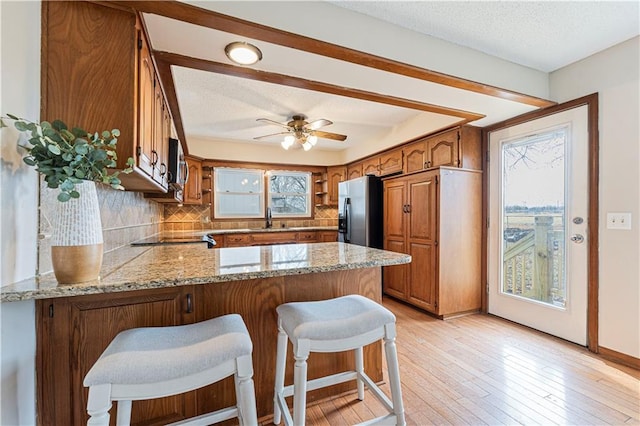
[598,346,640,370]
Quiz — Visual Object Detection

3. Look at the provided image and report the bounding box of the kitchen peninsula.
[1,242,410,424]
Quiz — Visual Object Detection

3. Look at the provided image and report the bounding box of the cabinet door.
[383,180,408,300]
[160,102,173,191]
[347,163,363,180]
[137,31,155,177]
[318,231,338,242]
[327,166,346,205]
[224,233,251,247]
[37,287,196,426]
[297,231,318,243]
[406,173,438,312]
[152,77,165,186]
[379,148,403,176]
[361,157,380,176]
[427,128,460,168]
[183,157,202,204]
[403,140,427,173]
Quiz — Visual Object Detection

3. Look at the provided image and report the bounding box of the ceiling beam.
[105,0,556,109]
[155,51,486,122]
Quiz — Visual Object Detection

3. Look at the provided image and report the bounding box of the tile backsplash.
[38,182,162,275]
[37,183,336,275]
[163,204,338,232]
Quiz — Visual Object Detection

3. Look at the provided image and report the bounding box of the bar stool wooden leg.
[293,340,310,426]
[355,346,365,401]
[87,383,112,426]
[384,323,405,426]
[236,354,258,426]
[116,400,132,426]
[273,326,289,424]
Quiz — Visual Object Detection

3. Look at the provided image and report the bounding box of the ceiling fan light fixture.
[302,141,313,151]
[224,42,262,65]
[281,134,295,150]
[307,134,318,146]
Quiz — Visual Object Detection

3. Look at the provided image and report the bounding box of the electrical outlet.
[606,212,632,230]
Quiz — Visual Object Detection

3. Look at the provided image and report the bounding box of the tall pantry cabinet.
[383,167,482,318]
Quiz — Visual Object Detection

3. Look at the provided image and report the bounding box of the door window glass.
[501,127,567,308]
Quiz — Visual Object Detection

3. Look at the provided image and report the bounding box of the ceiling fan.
[254,114,347,150]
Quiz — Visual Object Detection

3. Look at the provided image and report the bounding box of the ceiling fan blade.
[304,118,332,131]
[313,130,347,141]
[253,131,290,140]
[256,118,291,130]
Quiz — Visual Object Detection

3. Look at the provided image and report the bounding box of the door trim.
[481,93,599,352]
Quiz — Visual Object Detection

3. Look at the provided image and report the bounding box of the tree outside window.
[268,171,311,217]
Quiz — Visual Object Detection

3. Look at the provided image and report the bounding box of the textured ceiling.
[144,1,638,163]
[330,1,640,72]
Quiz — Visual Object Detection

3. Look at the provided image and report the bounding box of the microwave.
[167,138,187,191]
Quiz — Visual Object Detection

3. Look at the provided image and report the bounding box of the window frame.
[213,167,265,219]
[267,170,312,218]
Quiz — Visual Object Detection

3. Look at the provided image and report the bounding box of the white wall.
[0,1,40,424]
[551,36,640,358]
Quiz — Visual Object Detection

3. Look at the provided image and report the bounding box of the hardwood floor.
[262,296,640,425]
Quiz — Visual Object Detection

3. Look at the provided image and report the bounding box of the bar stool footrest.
[166,407,239,426]
[357,413,399,426]
[281,370,358,398]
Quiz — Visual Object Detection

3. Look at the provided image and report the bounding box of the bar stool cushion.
[276,295,395,341]
[84,314,252,386]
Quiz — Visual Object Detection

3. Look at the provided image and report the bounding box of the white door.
[488,105,589,345]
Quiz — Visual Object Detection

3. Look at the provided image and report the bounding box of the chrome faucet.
[266,207,273,228]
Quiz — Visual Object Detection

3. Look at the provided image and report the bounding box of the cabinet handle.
[160,163,167,176]
[186,293,193,313]
[406,204,411,213]
[426,160,431,168]
[151,150,158,166]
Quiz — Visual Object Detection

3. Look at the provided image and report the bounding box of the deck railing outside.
[503,215,565,307]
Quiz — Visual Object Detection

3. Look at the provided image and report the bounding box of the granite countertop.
[1,242,410,302]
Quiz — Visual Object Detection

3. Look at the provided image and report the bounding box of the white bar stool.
[273,295,405,426]
[83,314,258,426]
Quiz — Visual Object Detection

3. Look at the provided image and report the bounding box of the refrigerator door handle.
[344,197,351,243]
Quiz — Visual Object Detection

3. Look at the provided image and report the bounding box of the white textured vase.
[51,181,104,284]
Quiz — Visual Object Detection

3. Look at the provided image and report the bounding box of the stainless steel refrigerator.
[337,175,383,248]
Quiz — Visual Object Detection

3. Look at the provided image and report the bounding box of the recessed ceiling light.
[224,42,263,65]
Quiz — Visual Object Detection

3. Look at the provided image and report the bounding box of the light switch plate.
[606,212,632,230]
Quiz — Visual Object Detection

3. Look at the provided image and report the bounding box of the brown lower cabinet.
[37,287,196,426]
[383,167,482,318]
[318,231,338,242]
[36,268,382,425]
[221,230,337,247]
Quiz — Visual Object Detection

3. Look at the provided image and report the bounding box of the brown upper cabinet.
[379,148,404,176]
[361,157,381,176]
[183,156,202,204]
[327,166,346,205]
[347,163,363,180]
[404,126,482,174]
[42,1,174,193]
[354,148,404,178]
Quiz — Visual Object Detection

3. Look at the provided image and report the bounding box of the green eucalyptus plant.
[1,114,135,202]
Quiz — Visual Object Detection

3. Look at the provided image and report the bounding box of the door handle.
[570,234,584,244]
